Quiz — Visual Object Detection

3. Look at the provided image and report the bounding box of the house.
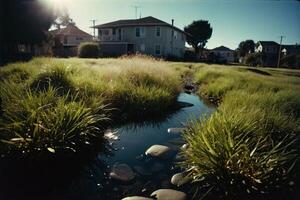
[50,24,93,57]
[210,46,235,63]
[282,44,300,56]
[92,16,186,58]
[255,41,280,66]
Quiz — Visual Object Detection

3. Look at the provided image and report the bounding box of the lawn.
[0,57,299,199]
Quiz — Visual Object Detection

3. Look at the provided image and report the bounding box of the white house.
[92,16,186,58]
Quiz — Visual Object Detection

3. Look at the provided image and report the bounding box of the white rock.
[122,196,153,200]
[109,163,135,182]
[145,145,173,159]
[171,172,191,187]
[151,189,187,200]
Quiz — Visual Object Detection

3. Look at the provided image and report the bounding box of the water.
[0,93,214,200]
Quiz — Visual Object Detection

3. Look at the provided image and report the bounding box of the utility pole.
[90,19,97,39]
[277,35,285,68]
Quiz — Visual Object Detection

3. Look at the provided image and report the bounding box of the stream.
[0,93,214,200]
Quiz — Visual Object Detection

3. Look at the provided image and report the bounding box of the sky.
[56,0,300,49]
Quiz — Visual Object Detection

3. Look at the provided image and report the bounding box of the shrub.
[78,42,100,58]
[244,52,262,66]
[181,108,298,199]
[0,82,109,155]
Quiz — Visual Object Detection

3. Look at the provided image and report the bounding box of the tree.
[0,0,56,65]
[53,7,75,29]
[237,40,255,57]
[184,20,213,55]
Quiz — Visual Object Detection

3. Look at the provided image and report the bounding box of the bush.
[244,52,262,66]
[0,82,109,155]
[78,42,100,58]
[182,109,297,199]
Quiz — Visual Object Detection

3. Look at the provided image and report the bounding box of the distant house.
[255,41,279,67]
[282,44,300,56]
[92,16,186,58]
[210,46,235,63]
[50,24,93,57]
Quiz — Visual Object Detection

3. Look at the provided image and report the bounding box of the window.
[174,31,178,39]
[136,27,145,37]
[76,37,83,40]
[99,30,102,36]
[118,29,121,40]
[140,44,145,52]
[156,27,161,37]
[155,44,161,55]
[113,28,116,35]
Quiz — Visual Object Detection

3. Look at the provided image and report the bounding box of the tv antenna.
[132,5,141,19]
[90,19,97,38]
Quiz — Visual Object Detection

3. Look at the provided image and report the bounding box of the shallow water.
[0,93,214,200]
[66,93,214,200]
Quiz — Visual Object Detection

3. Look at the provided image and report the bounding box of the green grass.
[179,64,300,199]
[0,56,181,155]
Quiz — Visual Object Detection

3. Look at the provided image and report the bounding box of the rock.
[122,196,153,200]
[151,189,187,200]
[151,162,165,173]
[171,172,191,187]
[134,165,152,176]
[167,128,185,134]
[104,129,119,140]
[110,163,135,182]
[145,145,173,159]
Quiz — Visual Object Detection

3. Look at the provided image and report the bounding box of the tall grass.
[180,65,300,199]
[0,56,181,155]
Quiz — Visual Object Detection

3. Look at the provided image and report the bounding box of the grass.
[0,55,181,156]
[178,64,300,199]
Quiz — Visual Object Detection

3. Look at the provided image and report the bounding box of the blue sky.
[60,0,300,49]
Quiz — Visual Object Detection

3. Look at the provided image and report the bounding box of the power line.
[277,35,285,68]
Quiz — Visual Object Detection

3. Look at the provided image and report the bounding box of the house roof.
[257,41,279,46]
[92,16,186,34]
[50,24,92,37]
[211,46,233,51]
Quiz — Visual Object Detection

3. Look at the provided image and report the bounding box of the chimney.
[171,19,174,27]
